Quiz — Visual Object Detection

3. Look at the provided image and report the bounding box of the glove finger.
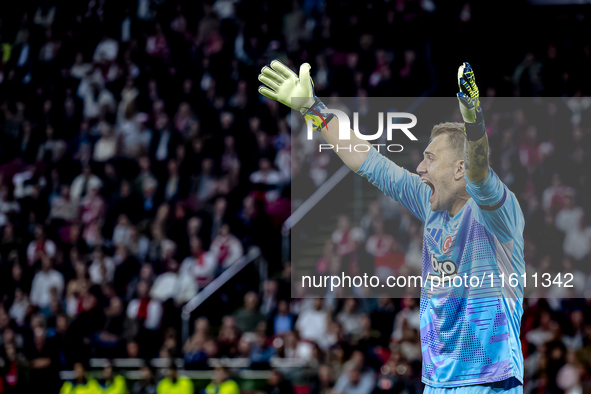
[459,77,471,96]
[457,63,466,90]
[258,86,278,101]
[261,66,285,84]
[463,63,478,92]
[258,74,281,92]
[457,92,471,108]
[270,59,298,80]
[464,62,473,77]
[298,63,313,96]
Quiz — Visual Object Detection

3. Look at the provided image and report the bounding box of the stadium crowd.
[0,0,589,393]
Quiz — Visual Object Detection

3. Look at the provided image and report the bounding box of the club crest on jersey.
[442,235,453,253]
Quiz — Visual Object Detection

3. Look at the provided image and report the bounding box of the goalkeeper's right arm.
[258,60,371,172]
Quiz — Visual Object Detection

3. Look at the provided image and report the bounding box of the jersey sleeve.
[464,167,524,241]
[356,147,431,222]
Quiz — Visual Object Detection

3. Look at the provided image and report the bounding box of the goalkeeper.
[258,61,525,393]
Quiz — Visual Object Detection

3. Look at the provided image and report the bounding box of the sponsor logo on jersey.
[426,227,443,242]
[427,253,457,283]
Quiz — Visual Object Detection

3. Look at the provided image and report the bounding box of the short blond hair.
[429,122,465,162]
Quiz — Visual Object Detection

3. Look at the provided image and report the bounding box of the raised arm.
[319,116,371,172]
[258,60,371,172]
[456,62,489,183]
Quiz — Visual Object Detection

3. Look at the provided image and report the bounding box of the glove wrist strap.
[302,98,335,132]
[464,119,486,141]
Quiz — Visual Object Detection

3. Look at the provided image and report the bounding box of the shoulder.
[178,376,194,387]
[181,256,194,265]
[157,378,171,388]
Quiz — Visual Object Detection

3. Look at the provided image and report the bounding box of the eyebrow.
[424,150,435,157]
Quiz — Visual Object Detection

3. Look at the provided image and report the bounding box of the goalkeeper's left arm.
[457,62,489,183]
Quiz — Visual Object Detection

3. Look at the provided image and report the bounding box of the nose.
[417,158,427,174]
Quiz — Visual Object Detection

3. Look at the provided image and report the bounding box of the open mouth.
[422,179,435,201]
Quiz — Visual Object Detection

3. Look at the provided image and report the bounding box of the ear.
[454,159,465,181]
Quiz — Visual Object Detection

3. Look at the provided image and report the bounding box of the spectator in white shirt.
[33,2,56,28]
[127,280,163,331]
[49,184,78,222]
[391,297,420,343]
[112,214,132,246]
[210,224,243,270]
[555,194,584,234]
[30,252,64,309]
[27,225,57,267]
[336,299,365,338]
[180,236,216,289]
[249,157,282,201]
[333,366,376,394]
[70,52,93,80]
[563,213,591,262]
[9,288,29,327]
[93,35,119,63]
[151,258,197,305]
[93,122,118,162]
[295,298,329,347]
[70,163,102,202]
[77,70,116,119]
[89,247,115,285]
[332,216,365,256]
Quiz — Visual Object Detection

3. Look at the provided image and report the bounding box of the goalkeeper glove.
[258,59,334,132]
[457,62,485,141]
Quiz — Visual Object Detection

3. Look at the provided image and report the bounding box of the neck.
[448,191,470,217]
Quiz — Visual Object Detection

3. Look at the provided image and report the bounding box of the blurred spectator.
[131,365,158,394]
[233,291,265,333]
[70,164,102,202]
[150,256,197,305]
[295,298,329,348]
[210,223,243,270]
[562,212,591,262]
[249,332,275,369]
[30,252,64,309]
[310,364,336,394]
[333,365,376,394]
[204,366,240,394]
[28,315,60,392]
[9,287,29,327]
[98,360,127,394]
[268,300,294,336]
[156,362,193,394]
[336,299,365,338]
[365,220,404,283]
[49,184,78,222]
[265,369,294,394]
[391,298,420,343]
[180,236,216,289]
[27,225,56,267]
[332,216,365,276]
[260,280,278,316]
[59,362,101,394]
[249,157,282,202]
[89,247,115,285]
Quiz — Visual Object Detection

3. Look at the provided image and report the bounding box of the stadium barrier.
[181,247,263,344]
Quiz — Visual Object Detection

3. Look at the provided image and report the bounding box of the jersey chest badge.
[442,235,453,253]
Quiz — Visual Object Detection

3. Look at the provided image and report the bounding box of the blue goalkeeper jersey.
[356,147,525,388]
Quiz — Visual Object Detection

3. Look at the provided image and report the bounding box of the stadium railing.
[181,246,263,344]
